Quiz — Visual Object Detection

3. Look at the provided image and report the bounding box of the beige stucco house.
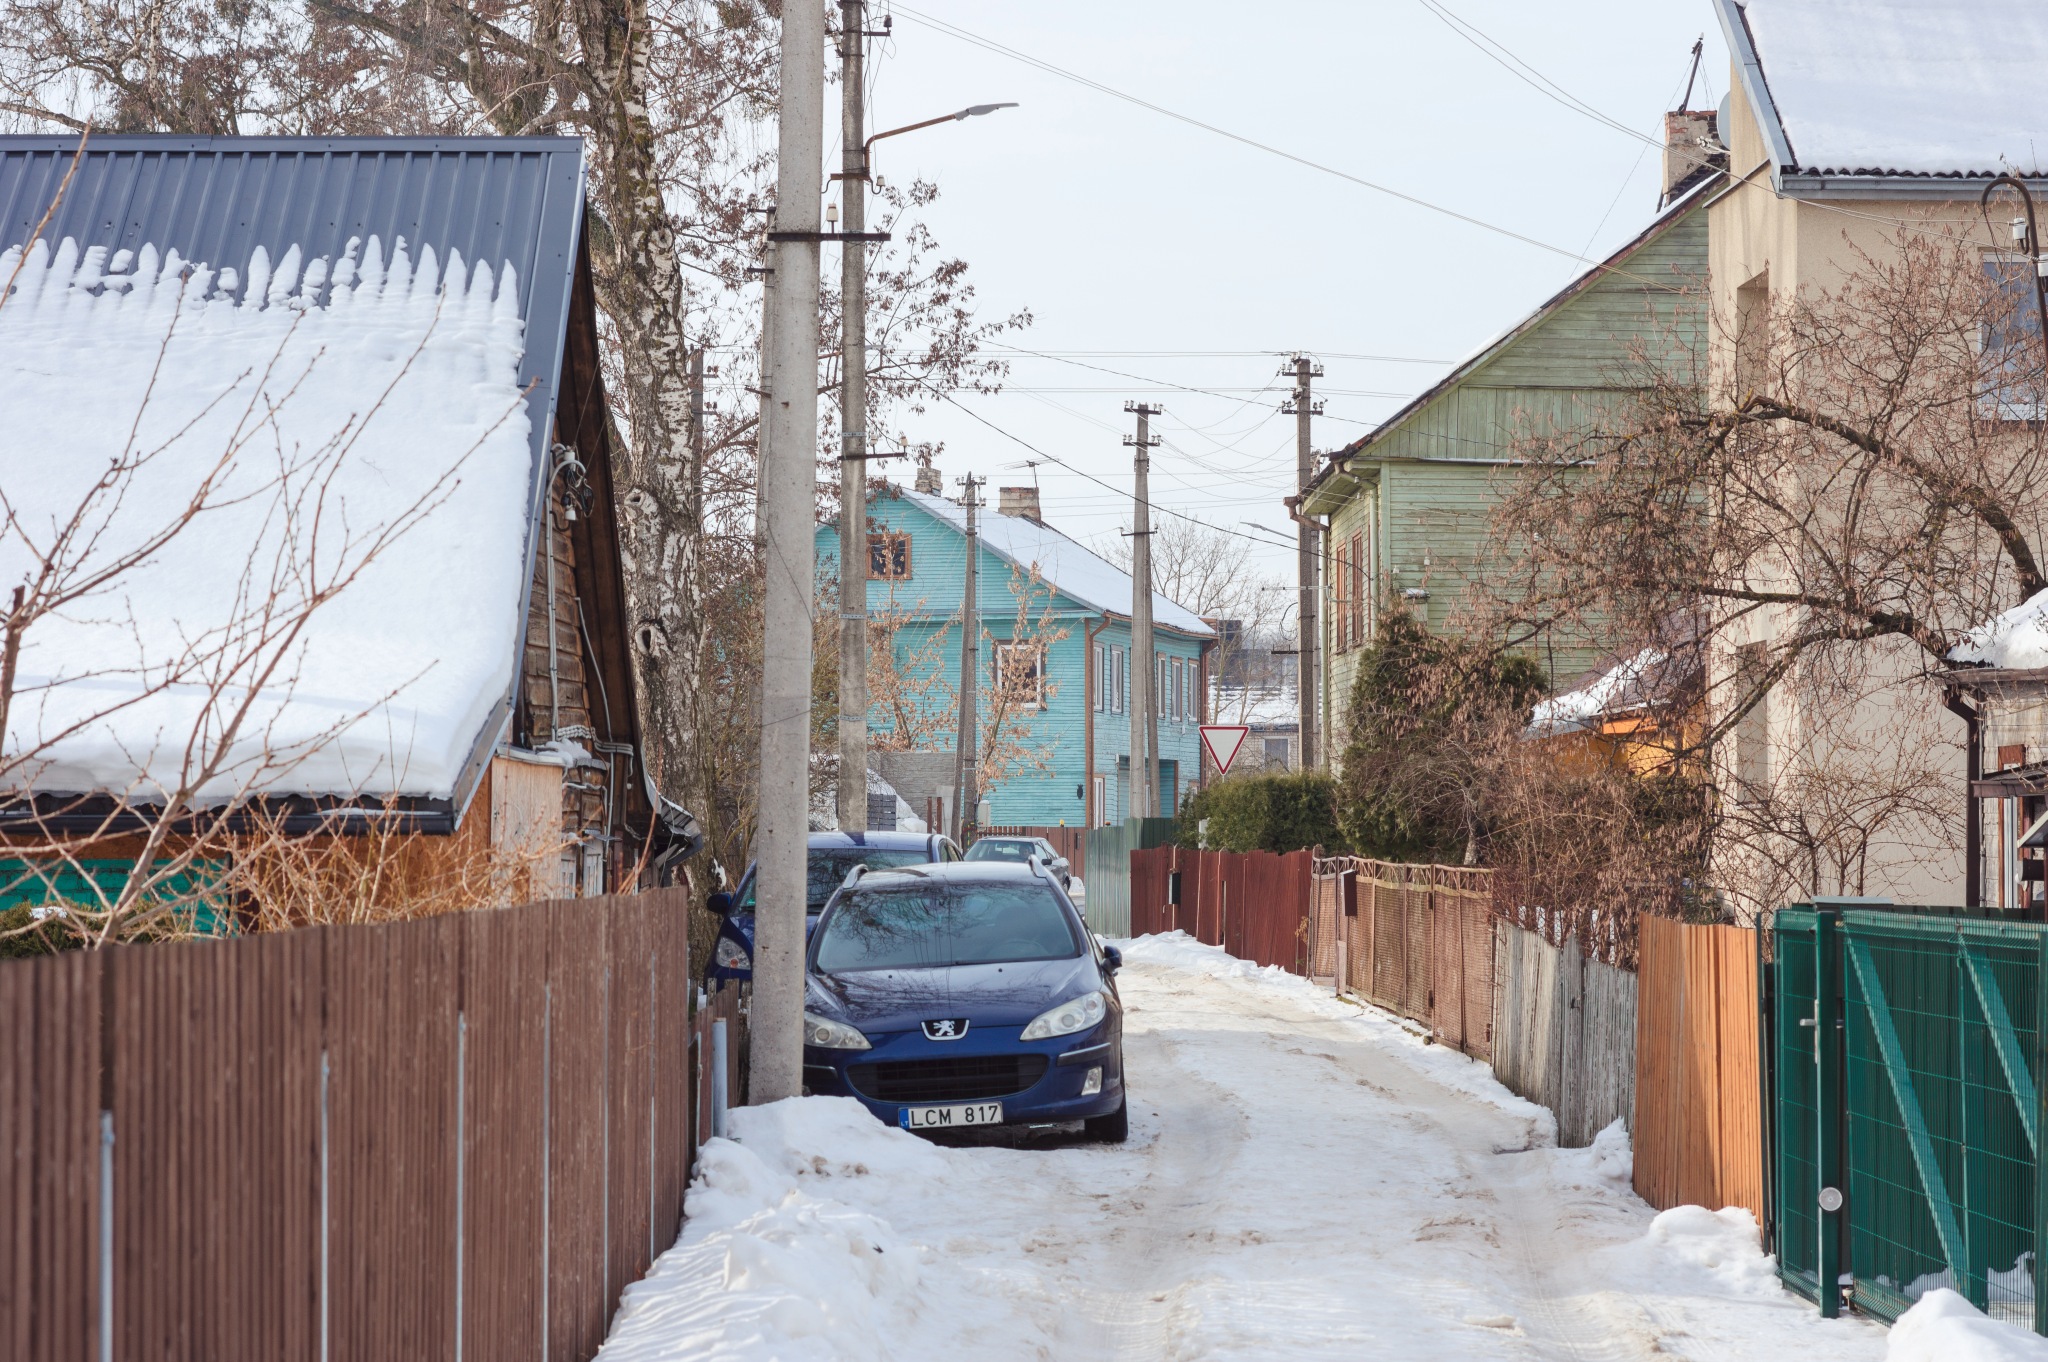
[1703,0,2048,909]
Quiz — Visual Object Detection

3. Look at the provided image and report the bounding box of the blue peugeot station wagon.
[800,861,1128,1142]
[703,830,960,986]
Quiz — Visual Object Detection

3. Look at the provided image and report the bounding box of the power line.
[889,4,1675,288]
[913,380,1300,552]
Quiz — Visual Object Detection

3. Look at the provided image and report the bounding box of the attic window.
[868,532,912,580]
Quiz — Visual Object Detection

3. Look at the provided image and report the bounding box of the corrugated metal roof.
[0,135,586,485]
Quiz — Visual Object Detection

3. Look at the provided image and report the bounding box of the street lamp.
[860,103,1019,179]
[833,33,1017,833]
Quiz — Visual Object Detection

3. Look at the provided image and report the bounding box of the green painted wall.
[1313,203,1705,745]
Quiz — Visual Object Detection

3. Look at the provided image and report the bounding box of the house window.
[995,641,1045,709]
[1090,773,1107,826]
[1349,532,1365,649]
[1734,641,1770,802]
[1981,255,2046,420]
[1265,737,1291,769]
[1332,541,1351,653]
[867,532,911,580]
[1093,643,1106,712]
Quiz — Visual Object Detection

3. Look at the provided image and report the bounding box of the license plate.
[900,1101,1003,1130]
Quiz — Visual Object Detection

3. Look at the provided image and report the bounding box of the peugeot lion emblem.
[922,1018,970,1041]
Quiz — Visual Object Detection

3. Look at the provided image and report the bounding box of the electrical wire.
[912,380,1302,552]
[888,3,1675,288]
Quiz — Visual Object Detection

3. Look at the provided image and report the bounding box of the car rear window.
[963,839,1034,862]
[735,847,932,912]
[813,883,1082,971]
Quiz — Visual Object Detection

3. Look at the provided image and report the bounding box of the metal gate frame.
[1771,903,2048,1331]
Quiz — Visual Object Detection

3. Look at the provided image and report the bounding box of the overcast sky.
[802,1,1731,608]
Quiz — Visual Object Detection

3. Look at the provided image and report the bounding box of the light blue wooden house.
[818,483,1214,825]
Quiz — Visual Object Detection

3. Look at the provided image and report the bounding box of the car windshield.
[963,839,1039,863]
[812,883,1082,972]
[736,847,932,912]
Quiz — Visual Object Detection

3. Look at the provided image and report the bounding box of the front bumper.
[804,1021,1124,1127]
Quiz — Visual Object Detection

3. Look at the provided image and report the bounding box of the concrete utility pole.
[1283,355,1324,769]
[835,0,871,834]
[953,474,984,842]
[751,0,825,1106]
[1125,402,1162,819]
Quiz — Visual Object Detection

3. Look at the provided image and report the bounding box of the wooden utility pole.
[751,0,825,1105]
[1284,355,1324,769]
[953,474,984,841]
[1126,402,1162,818]
[835,0,871,833]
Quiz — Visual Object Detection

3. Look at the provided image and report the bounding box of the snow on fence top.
[0,232,533,806]
[1741,0,2048,177]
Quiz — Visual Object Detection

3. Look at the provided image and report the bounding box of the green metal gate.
[1771,905,2046,1330]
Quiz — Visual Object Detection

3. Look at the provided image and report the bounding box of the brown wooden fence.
[1313,857,1496,1060]
[1129,846,1314,972]
[979,825,1089,881]
[1631,914,1764,1222]
[0,889,734,1362]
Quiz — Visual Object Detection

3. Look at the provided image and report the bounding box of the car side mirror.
[707,891,735,915]
[1052,857,1071,875]
[1102,945,1122,974]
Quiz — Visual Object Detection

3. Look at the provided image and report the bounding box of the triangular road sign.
[1199,725,1251,775]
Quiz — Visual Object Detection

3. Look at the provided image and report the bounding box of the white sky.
[816,1,1730,610]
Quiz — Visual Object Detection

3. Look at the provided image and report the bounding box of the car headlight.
[713,937,750,969]
[802,1011,871,1050]
[1020,991,1108,1041]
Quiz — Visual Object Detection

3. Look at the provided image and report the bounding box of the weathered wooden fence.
[979,825,1089,881]
[1632,914,1765,1223]
[1491,920,1638,1147]
[1129,846,1315,971]
[0,890,728,1362]
[1311,857,1495,1060]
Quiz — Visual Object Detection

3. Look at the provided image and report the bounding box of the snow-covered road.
[597,933,2045,1361]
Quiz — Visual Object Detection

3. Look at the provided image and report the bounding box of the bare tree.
[0,0,1030,891]
[1486,228,2047,907]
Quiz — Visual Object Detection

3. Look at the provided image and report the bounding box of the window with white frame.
[1112,646,1125,713]
[1093,642,1106,712]
[995,641,1045,709]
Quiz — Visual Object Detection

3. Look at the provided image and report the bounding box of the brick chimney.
[998,485,1044,525]
[913,462,942,495]
[1660,109,1724,207]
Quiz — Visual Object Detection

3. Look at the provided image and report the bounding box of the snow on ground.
[599,931,2046,1361]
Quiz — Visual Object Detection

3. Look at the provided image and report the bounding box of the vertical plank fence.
[0,888,740,1362]
[1491,921,1638,1147]
[1632,914,1764,1222]
[1309,857,1495,1060]
[1129,846,1314,972]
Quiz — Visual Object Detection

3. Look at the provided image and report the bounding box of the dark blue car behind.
[798,861,1128,1142]
[703,830,959,986]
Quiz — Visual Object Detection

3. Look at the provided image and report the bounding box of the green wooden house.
[1297,185,1708,749]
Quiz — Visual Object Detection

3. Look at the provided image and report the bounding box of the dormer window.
[868,532,912,580]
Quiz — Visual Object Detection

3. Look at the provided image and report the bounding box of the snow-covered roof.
[1724,0,2048,179]
[1529,648,1669,737]
[1212,684,1298,729]
[897,488,1213,638]
[0,137,588,809]
[1951,590,2048,670]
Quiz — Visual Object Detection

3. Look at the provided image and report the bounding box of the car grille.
[847,1054,1050,1104]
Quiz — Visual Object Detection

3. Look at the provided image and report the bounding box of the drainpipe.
[1283,493,1328,770]
[1085,616,1109,825]
[1945,686,1982,907]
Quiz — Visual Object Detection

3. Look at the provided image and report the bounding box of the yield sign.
[1199,725,1251,775]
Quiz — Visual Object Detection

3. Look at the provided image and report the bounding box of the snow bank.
[1889,1289,2048,1362]
[1952,590,2048,670]
[597,1097,1051,1362]
[1116,930,1557,1144]
[0,233,532,803]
